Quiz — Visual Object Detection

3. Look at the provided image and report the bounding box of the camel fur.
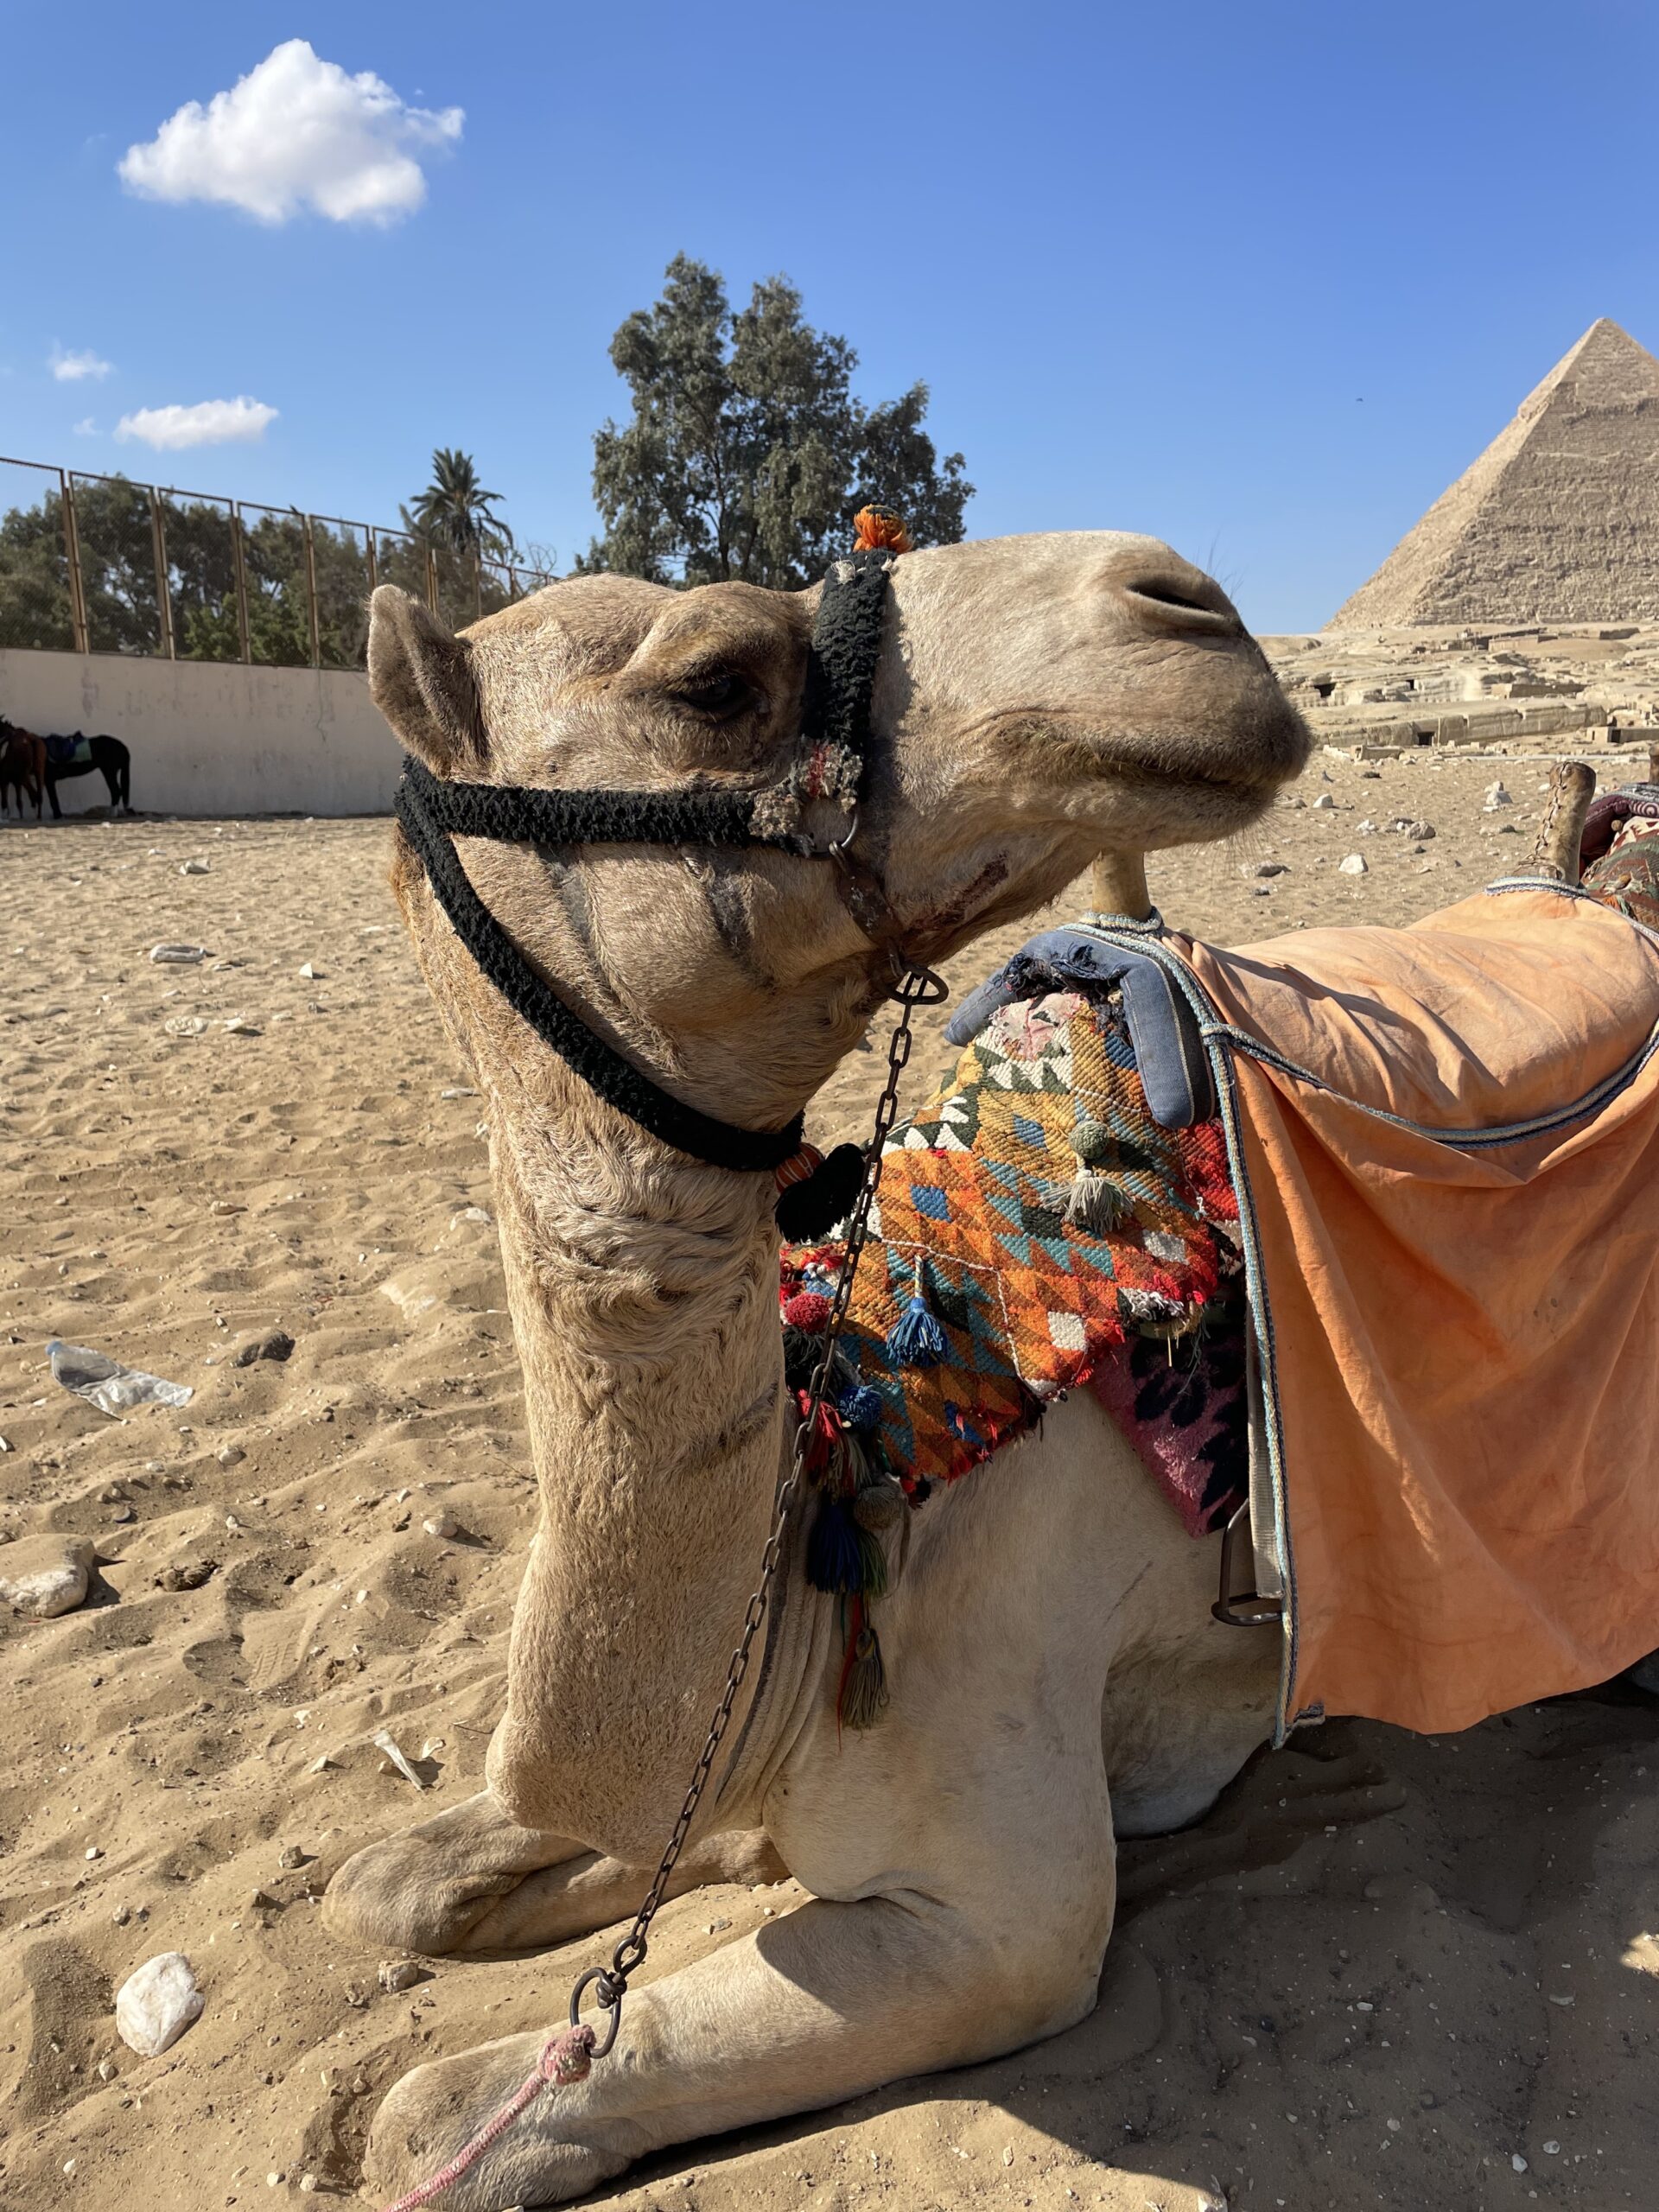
[326,532,1310,2207]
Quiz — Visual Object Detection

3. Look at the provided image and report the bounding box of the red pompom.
[783,1290,833,1332]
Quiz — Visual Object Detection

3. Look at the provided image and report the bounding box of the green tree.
[582,255,973,588]
[404,447,516,561]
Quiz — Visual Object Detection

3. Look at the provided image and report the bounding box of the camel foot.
[324,1789,785,1957]
[363,2029,626,2210]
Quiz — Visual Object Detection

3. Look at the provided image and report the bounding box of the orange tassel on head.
[853,504,911,554]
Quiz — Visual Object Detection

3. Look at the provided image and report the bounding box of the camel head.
[370,531,1307,1135]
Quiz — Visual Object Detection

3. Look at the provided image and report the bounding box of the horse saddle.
[44,733,92,767]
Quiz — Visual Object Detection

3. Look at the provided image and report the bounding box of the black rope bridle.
[392,543,906,1206]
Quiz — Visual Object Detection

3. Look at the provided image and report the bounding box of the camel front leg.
[364,1856,1113,2210]
[325,1789,784,1955]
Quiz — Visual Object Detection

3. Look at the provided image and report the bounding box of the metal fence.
[0,454,557,667]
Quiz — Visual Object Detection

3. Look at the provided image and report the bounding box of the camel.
[328,531,1312,2209]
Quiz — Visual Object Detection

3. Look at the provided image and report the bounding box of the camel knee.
[322,1791,580,1955]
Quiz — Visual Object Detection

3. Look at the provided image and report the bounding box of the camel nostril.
[1121,575,1243,635]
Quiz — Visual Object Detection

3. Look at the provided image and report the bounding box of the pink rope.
[380,2023,595,2212]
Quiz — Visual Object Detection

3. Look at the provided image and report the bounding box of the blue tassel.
[838,1381,884,1432]
[806,1497,865,1594]
[885,1262,948,1370]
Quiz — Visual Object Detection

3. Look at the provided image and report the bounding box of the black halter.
[394,545,900,1179]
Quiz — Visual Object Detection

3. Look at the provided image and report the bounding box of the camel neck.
[480,1079,792,1861]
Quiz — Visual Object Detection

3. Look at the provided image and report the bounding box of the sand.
[3,749,1656,2211]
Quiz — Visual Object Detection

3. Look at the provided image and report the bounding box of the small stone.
[115,1952,203,2056]
[1543,2140,1560,2156]
[1243,861,1287,879]
[440,1086,476,1099]
[108,1503,136,1524]
[378,1960,422,1993]
[1511,2153,1529,2173]
[157,1558,217,1592]
[1312,792,1336,810]
[422,1510,458,1540]
[97,2059,117,2081]
[297,963,320,980]
[111,1904,132,1927]
[343,1981,371,2009]
[277,1844,307,1870]
[180,859,210,875]
[1356,818,1378,835]
[451,1205,493,1225]
[1484,780,1513,810]
[217,1445,245,1467]
[1338,854,1368,875]
[86,1846,102,1861]
[250,1889,280,1910]
[232,1329,295,1369]
[149,944,207,964]
[0,1535,94,1619]
[223,1016,261,1036]
[299,2180,318,2196]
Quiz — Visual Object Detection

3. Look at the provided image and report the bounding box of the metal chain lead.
[566,962,947,2056]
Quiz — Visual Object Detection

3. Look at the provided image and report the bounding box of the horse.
[41,731,131,817]
[0,723,46,821]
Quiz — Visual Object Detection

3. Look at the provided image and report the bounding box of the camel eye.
[670,671,754,720]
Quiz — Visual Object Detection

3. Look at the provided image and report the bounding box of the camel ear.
[367,585,486,772]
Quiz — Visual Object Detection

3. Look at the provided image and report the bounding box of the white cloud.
[73,417,97,437]
[52,347,114,382]
[118,39,463,226]
[115,397,278,451]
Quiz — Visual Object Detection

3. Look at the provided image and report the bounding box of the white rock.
[423,1510,458,1540]
[1312,792,1336,810]
[180,859,210,875]
[222,1016,260,1036]
[1338,854,1368,875]
[1484,780,1513,810]
[149,944,207,964]
[115,1952,203,2056]
[297,963,319,980]
[0,1535,94,1619]
[1511,2153,1528,2173]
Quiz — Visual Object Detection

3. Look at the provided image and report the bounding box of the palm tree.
[404,448,516,560]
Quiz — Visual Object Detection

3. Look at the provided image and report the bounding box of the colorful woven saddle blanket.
[779,960,1250,1557]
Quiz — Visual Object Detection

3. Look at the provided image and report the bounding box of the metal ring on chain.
[569,1967,624,2057]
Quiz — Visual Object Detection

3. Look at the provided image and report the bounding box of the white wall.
[0,647,398,817]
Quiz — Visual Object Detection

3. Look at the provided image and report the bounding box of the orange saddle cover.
[1171,885,1659,1734]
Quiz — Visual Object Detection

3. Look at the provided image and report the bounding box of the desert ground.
[3,744,1656,2212]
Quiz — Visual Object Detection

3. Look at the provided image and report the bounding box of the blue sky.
[3,0,1653,631]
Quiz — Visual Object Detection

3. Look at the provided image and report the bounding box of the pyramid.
[1330,320,1659,626]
